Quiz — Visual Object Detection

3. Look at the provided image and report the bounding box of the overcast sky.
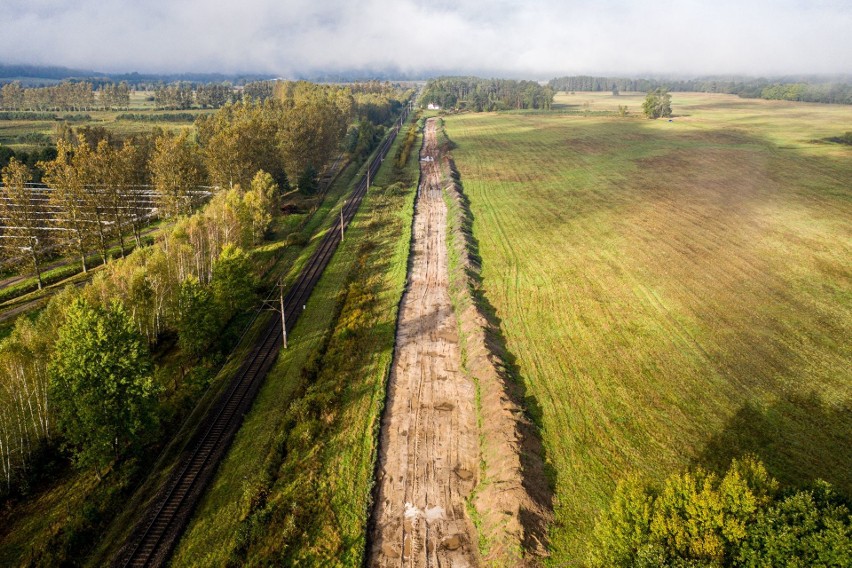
[2,0,850,79]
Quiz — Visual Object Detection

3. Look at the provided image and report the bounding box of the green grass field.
[442,92,852,564]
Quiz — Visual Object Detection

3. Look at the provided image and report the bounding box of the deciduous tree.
[196,100,283,189]
[72,137,112,263]
[176,276,219,358]
[588,457,850,567]
[49,298,158,477]
[150,130,205,217]
[642,88,672,119]
[41,140,95,272]
[212,244,256,322]
[1,158,50,288]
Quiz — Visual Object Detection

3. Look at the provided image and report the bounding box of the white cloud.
[1,0,850,77]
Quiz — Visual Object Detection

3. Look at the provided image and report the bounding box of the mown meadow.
[442,92,852,563]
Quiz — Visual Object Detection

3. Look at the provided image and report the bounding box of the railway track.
[114,104,410,568]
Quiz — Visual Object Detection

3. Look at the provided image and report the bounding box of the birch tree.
[41,140,95,272]
[1,158,50,288]
[150,130,205,218]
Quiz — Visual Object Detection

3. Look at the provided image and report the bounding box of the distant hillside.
[0,63,104,80]
[0,64,275,86]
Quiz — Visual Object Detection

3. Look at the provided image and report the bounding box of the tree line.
[153,82,239,110]
[0,80,282,112]
[0,81,378,284]
[1,79,413,114]
[0,64,269,85]
[0,81,134,111]
[548,75,852,105]
[420,77,554,111]
[590,456,850,566]
[1,81,97,111]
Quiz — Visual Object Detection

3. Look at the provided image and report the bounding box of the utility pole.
[279,282,287,349]
[340,200,345,242]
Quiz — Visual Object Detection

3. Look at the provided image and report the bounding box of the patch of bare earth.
[369,118,551,567]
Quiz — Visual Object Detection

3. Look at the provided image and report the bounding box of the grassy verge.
[170,113,421,566]
[442,93,852,563]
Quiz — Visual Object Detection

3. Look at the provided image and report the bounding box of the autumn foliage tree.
[70,138,114,263]
[195,99,283,189]
[150,130,206,217]
[41,140,95,272]
[274,81,352,184]
[1,158,49,288]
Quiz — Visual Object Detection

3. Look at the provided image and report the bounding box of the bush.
[115,112,196,123]
[395,121,419,169]
[826,132,852,145]
[589,457,850,567]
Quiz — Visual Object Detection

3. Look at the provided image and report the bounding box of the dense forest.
[549,75,852,104]
[420,76,554,111]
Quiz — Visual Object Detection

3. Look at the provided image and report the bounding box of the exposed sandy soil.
[370,117,552,567]
[443,162,552,565]
[369,119,479,567]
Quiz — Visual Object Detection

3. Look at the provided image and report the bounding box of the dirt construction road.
[369,119,479,567]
